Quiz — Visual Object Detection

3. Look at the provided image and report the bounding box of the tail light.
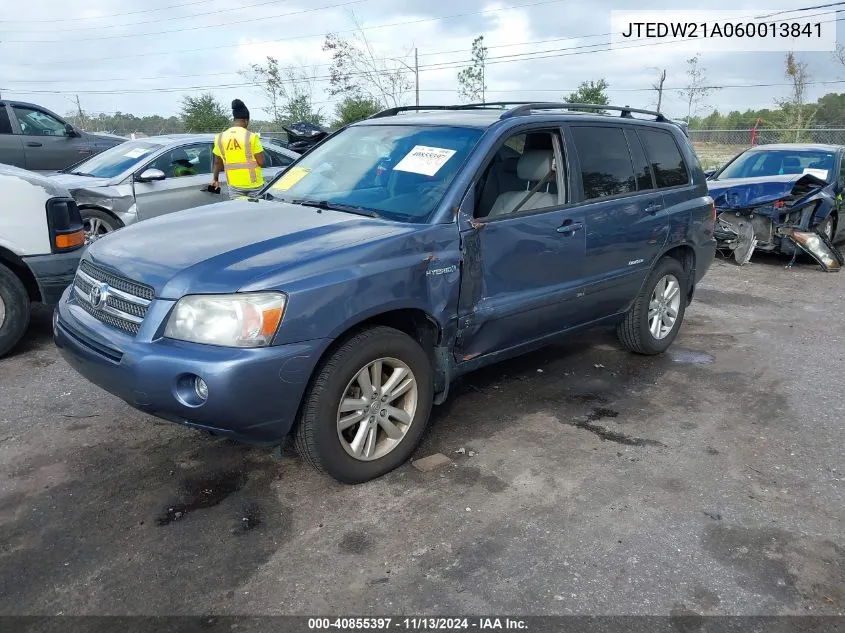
[46,197,85,253]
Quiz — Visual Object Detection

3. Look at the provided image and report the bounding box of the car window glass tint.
[13,107,66,137]
[638,129,690,188]
[624,129,654,191]
[0,108,12,135]
[152,143,213,177]
[840,156,845,184]
[571,126,636,200]
[474,130,563,219]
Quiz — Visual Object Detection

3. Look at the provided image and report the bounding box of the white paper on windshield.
[802,167,828,180]
[123,147,149,159]
[393,145,457,176]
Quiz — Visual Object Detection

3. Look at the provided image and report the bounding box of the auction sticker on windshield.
[124,147,151,159]
[272,166,311,191]
[394,146,457,176]
[803,168,829,180]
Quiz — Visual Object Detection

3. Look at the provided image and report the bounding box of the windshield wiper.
[292,199,380,218]
[68,171,93,177]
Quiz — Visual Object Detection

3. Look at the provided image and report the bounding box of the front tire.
[617,257,688,355]
[294,326,434,484]
[82,208,122,244]
[818,213,836,242]
[0,264,31,358]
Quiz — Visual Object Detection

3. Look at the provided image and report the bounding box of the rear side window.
[0,107,12,135]
[624,129,654,191]
[570,126,636,200]
[638,129,689,188]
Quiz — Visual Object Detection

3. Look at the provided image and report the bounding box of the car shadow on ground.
[6,304,54,359]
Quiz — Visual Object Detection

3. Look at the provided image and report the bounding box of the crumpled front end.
[710,173,843,271]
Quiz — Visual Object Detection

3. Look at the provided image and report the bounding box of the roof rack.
[368,105,458,119]
[366,102,673,124]
[496,102,668,122]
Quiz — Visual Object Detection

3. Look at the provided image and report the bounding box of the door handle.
[556,220,584,235]
[26,142,42,147]
[645,202,663,215]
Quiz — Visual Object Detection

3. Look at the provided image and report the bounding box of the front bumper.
[23,250,82,306]
[54,286,330,444]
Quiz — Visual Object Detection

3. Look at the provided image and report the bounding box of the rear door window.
[638,129,690,188]
[570,126,636,200]
[625,129,655,191]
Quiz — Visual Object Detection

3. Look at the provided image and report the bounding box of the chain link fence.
[690,129,845,169]
[86,125,845,171]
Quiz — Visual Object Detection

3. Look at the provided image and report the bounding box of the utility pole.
[414,48,419,106]
[652,68,667,113]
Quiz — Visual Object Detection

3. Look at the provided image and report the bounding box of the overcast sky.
[1,0,844,125]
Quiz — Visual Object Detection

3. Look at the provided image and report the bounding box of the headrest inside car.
[517,150,554,182]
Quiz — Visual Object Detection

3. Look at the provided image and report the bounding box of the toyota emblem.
[90,282,109,309]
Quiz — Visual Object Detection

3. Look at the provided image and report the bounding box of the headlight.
[164,292,286,347]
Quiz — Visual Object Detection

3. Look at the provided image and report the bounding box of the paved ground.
[1,252,843,617]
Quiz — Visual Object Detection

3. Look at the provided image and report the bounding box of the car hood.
[88,132,126,145]
[0,163,73,198]
[707,173,829,211]
[48,173,115,190]
[85,199,418,299]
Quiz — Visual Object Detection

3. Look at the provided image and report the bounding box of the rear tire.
[0,264,31,358]
[295,326,434,484]
[617,257,688,356]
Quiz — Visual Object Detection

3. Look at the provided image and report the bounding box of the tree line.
[67,31,845,137]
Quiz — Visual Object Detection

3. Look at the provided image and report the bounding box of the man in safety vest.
[211,99,266,199]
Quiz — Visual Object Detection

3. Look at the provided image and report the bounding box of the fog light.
[194,377,209,401]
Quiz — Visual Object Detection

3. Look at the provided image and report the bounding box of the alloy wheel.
[647,274,682,340]
[84,217,114,244]
[336,357,418,461]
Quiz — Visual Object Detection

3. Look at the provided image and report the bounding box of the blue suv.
[54,103,716,483]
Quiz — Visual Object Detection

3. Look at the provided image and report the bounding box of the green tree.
[284,95,324,127]
[457,35,488,103]
[334,96,382,126]
[566,79,609,105]
[180,93,228,132]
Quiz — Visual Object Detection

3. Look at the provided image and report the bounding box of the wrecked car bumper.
[709,173,843,270]
[716,212,842,270]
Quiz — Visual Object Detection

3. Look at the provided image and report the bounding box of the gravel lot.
[1,252,843,617]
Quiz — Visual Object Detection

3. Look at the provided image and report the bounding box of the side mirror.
[136,168,166,183]
[704,169,716,180]
[65,123,80,138]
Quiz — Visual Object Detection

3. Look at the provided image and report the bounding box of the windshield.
[265,124,484,222]
[67,140,163,178]
[717,149,836,182]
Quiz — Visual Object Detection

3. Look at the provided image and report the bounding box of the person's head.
[232,99,250,128]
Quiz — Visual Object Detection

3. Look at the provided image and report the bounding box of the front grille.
[73,260,155,335]
[79,259,155,302]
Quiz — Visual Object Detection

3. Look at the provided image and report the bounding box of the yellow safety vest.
[214,127,264,189]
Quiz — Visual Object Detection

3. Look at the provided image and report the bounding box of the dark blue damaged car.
[707,143,845,269]
[54,103,716,483]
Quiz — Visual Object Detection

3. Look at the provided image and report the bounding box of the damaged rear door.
[454,126,586,361]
